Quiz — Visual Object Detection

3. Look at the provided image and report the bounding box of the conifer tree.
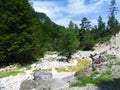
[0,0,41,64]
[107,0,119,30]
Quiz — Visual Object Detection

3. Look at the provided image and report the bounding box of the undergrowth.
[71,69,113,87]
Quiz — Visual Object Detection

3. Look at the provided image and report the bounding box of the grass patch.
[43,68,52,72]
[105,54,118,68]
[56,59,90,72]
[105,54,117,60]
[0,70,23,78]
[71,70,113,87]
[0,59,90,78]
[44,59,90,72]
[0,64,31,78]
[113,61,120,65]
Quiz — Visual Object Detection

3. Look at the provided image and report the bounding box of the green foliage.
[0,70,22,78]
[78,17,99,50]
[71,70,113,87]
[114,62,120,65]
[36,12,63,55]
[0,64,32,78]
[80,17,91,30]
[0,0,41,64]
[56,22,79,58]
[0,0,119,66]
[105,54,117,60]
[37,19,80,58]
[108,0,119,30]
[79,19,96,50]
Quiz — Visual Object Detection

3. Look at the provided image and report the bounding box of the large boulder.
[20,80,37,90]
[36,79,69,90]
[20,70,69,90]
[33,70,53,80]
[20,79,69,90]
[20,79,53,90]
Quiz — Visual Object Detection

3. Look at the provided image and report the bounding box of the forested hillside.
[0,0,120,66]
[0,0,42,65]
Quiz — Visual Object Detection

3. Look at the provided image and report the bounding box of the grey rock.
[20,79,69,90]
[34,79,51,89]
[20,70,69,90]
[62,74,77,83]
[111,65,120,78]
[65,84,98,90]
[20,80,37,90]
[20,79,50,90]
[96,64,108,74]
[33,70,53,80]
[36,79,69,90]
[51,79,69,90]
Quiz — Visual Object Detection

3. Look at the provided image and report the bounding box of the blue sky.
[30,0,120,27]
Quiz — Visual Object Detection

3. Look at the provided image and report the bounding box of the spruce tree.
[107,0,119,30]
[0,0,41,64]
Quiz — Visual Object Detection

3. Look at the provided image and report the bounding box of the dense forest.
[0,0,120,66]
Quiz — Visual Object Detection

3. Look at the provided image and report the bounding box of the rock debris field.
[0,54,77,90]
[0,51,95,90]
[0,49,120,90]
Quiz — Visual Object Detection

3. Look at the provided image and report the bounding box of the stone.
[31,64,36,69]
[20,79,53,90]
[111,65,120,78]
[57,57,68,62]
[20,71,52,90]
[20,70,70,90]
[20,77,69,90]
[96,64,108,74]
[20,80,37,90]
[35,79,69,90]
[33,70,53,80]
[62,74,77,83]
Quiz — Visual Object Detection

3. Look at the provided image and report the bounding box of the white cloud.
[67,0,105,15]
[55,17,71,27]
[30,0,120,27]
[32,0,64,20]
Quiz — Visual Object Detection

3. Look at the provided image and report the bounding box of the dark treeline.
[0,0,120,66]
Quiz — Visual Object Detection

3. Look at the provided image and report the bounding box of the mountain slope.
[37,12,51,23]
[35,12,66,54]
[94,31,120,57]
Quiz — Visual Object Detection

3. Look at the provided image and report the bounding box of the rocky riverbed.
[0,52,77,90]
[0,51,92,90]
[0,70,76,90]
[0,50,120,90]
